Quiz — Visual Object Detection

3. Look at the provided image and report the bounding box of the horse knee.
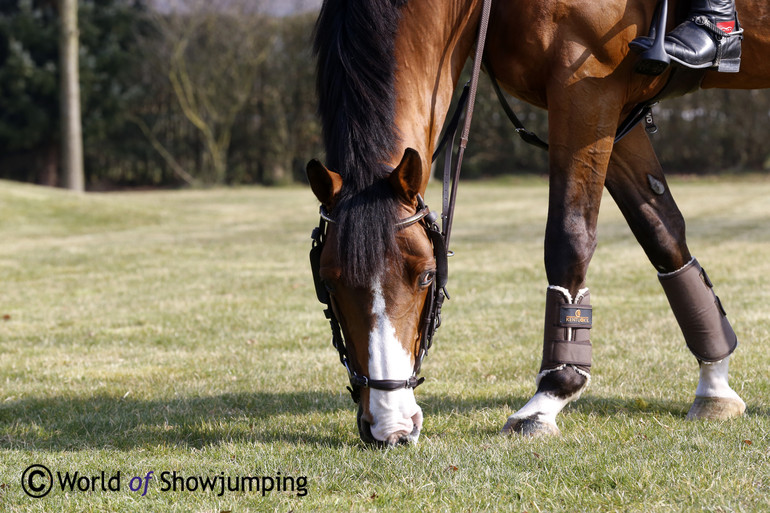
[544,218,597,288]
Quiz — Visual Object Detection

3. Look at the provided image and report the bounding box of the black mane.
[313,0,409,286]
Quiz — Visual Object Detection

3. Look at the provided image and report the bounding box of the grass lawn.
[0,176,769,512]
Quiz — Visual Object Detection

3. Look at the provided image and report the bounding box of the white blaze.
[367,280,423,441]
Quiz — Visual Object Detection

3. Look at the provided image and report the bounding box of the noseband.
[309,195,448,403]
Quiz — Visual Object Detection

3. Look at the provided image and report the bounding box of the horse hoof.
[501,417,560,437]
[686,396,746,421]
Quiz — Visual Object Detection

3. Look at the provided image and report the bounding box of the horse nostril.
[385,432,411,447]
[357,404,377,444]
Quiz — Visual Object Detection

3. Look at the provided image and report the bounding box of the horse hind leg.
[658,257,746,419]
[604,124,745,421]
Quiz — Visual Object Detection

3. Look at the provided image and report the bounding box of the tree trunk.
[60,0,85,192]
[39,143,60,187]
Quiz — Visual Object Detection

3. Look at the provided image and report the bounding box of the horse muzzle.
[357,402,423,447]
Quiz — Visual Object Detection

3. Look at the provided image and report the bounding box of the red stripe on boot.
[717,21,736,34]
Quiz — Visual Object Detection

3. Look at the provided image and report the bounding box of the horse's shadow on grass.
[0,390,531,450]
[420,393,695,437]
[0,390,509,450]
[571,395,770,420]
[566,395,689,418]
[0,391,357,450]
[1,391,761,450]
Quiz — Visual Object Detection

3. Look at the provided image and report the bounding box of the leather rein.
[309,0,492,403]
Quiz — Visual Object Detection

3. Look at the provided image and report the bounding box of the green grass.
[1,177,769,512]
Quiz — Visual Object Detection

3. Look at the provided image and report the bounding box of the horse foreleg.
[603,124,745,420]
[502,286,593,436]
[503,88,617,436]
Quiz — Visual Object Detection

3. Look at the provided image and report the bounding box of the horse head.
[307,148,445,446]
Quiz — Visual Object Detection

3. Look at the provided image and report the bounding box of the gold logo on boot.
[560,306,592,327]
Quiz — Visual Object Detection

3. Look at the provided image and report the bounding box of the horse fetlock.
[536,365,591,400]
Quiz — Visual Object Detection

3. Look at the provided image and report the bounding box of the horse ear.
[389,148,423,203]
[306,159,343,207]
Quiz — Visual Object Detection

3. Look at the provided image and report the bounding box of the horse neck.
[389,0,482,193]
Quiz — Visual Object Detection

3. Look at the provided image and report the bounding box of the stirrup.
[630,0,671,76]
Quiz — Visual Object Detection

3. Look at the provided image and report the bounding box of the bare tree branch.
[127,114,196,185]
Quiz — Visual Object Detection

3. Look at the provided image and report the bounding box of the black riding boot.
[630,0,742,74]
[665,0,742,71]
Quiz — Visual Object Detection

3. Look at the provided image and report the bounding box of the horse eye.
[323,280,336,294]
[419,271,436,288]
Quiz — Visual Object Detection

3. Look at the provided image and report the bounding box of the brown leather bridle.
[309,195,448,403]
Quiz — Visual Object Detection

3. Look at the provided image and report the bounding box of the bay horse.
[307,0,768,445]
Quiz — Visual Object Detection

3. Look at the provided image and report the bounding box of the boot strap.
[689,15,744,39]
[543,340,592,369]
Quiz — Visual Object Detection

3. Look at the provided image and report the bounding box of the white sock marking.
[508,391,571,427]
[695,356,742,401]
